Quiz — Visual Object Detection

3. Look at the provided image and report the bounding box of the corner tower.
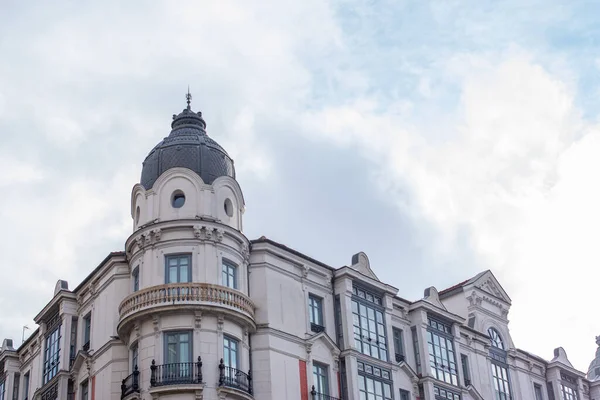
[119,93,254,399]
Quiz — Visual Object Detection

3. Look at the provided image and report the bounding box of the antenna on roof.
[186,86,192,110]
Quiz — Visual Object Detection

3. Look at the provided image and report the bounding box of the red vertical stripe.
[337,371,341,398]
[91,376,96,400]
[299,360,308,399]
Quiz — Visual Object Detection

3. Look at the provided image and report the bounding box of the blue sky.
[2,0,600,371]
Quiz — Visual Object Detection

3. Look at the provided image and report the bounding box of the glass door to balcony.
[164,332,192,384]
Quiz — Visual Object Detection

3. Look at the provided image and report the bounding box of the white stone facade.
[1,103,600,400]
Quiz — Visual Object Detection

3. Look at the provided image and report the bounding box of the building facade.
[1,97,600,400]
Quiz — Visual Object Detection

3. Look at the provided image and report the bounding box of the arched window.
[487,327,511,399]
[488,328,505,350]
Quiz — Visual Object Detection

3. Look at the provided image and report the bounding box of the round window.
[224,198,234,217]
[135,206,141,224]
[171,191,186,208]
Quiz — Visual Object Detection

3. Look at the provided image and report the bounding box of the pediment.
[350,252,379,281]
[306,331,340,358]
[471,271,511,304]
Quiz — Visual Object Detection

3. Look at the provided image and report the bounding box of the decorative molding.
[194,311,202,331]
[134,322,141,340]
[151,228,162,242]
[153,315,160,338]
[193,225,225,243]
[241,242,250,263]
[217,314,224,331]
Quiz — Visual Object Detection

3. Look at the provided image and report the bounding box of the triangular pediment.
[350,252,379,281]
[306,331,341,358]
[470,271,511,304]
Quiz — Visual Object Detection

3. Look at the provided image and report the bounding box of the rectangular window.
[334,295,344,349]
[223,336,239,369]
[313,363,329,396]
[561,384,578,400]
[399,389,410,400]
[0,379,4,400]
[411,326,421,374]
[534,383,544,400]
[165,254,192,283]
[163,331,193,383]
[352,298,388,361]
[80,380,88,400]
[83,313,91,351]
[69,317,78,366]
[461,354,470,386]
[491,363,511,400]
[357,360,392,400]
[12,373,20,400]
[131,343,139,371]
[133,267,140,292]
[393,328,405,362]
[434,385,461,400]
[222,261,237,289]
[43,324,61,384]
[22,372,29,400]
[309,294,324,332]
[427,317,458,386]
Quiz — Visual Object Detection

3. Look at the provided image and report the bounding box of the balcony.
[121,366,140,399]
[118,283,255,335]
[395,353,405,363]
[218,359,253,395]
[150,358,203,387]
[310,386,340,400]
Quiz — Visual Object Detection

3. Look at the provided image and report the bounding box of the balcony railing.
[82,341,90,352]
[150,358,203,387]
[311,323,325,333]
[121,365,140,398]
[395,353,405,363]
[218,359,253,395]
[119,283,255,323]
[310,386,341,400]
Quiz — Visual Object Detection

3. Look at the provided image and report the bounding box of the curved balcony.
[117,283,255,335]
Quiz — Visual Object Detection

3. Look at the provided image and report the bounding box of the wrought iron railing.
[119,283,255,322]
[121,365,140,398]
[311,323,325,333]
[150,358,203,387]
[311,386,340,400]
[218,359,253,395]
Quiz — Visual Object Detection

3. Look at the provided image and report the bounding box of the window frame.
[165,254,192,284]
[0,379,5,400]
[399,389,410,400]
[131,342,139,372]
[357,360,393,400]
[83,313,91,350]
[22,372,29,400]
[223,335,240,370]
[80,379,89,400]
[132,266,140,292]
[309,294,324,329]
[312,362,330,396]
[434,385,461,400]
[43,323,61,384]
[12,373,20,400]
[488,327,512,400]
[352,287,388,361]
[163,330,193,364]
[427,316,458,386]
[461,354,470,386]
[534,383,544,400]
[393,327,405,362]
[222,260,238,290]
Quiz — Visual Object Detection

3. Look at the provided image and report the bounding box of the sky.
[1,0,600,372]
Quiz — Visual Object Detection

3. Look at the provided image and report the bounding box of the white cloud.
[305,52,597,370]
[0,157,44,186]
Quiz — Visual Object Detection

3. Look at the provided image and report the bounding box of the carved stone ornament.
[241,242,250,263]
[194,311,202,330]
[217,314,224,331]
[152,228,162,242]
[135,235,144,250]
[193,225,224,242]
[302,265,309,278]
[134,322,141,339]
[153,315,160,337]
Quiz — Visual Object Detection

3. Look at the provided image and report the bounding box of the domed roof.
[140,93,235,190]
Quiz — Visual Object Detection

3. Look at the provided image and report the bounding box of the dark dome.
[140,97,235,190]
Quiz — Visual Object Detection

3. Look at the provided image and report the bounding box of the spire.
[186,86,192,110]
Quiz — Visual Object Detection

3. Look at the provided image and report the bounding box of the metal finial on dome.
[186,86,192,110]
